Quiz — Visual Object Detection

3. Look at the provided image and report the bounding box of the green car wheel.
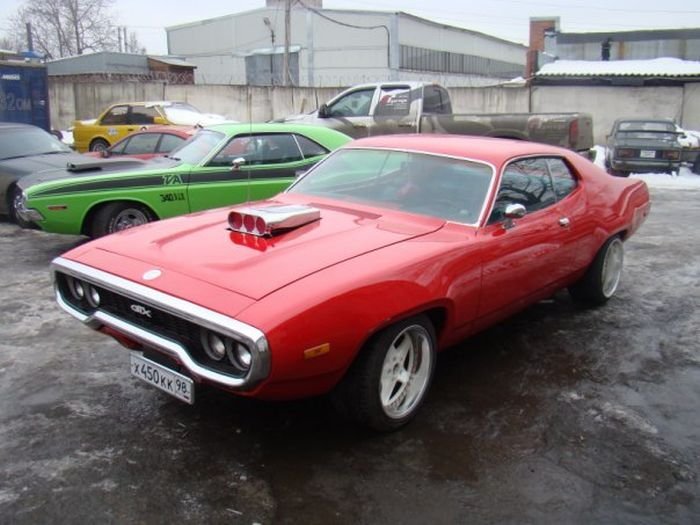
[90,202,155,237]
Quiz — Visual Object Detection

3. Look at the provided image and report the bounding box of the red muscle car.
[51,135,651,431]
[83,126,197,160]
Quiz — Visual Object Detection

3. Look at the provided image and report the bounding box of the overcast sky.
[2,0,700,54]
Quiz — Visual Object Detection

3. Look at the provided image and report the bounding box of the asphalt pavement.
[0,187,698,524]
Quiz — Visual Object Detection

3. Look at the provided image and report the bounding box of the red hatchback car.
[52,135,651,431]
[83,126,197,160]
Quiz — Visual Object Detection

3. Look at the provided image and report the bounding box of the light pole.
[263,17,276,86]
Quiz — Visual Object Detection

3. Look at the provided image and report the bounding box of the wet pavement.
[0,187,698,524]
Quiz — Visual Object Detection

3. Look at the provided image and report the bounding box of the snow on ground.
[592,145,700,190]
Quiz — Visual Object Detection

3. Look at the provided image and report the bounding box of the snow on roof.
[537,57,700,77]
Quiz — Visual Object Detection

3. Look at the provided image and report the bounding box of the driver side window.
[328,89,375,117]
[489,158,555,223]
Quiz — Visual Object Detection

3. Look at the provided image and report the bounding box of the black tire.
[333,315,437,432]
[89,138,110,152]
[89,201,155,238]
[569,236,624,306]
[7,185,34,228]
[692,156,700,175]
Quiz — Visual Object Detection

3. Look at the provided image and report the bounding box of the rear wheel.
[7,185,34,228]
[692,156,700,175]
[89,138,110,152]
[334,315,436,432]
[569,236,624,306]
[89,202,155,238]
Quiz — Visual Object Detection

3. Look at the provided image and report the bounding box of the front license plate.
[130,353,194,404]
[640,150,656,158]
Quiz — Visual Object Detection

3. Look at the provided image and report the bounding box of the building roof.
[166,7,525,50]
[555,27,700,44]
[537,57,700,78]
[147,56,196,68]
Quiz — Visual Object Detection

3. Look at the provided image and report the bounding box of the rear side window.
[374,86,412,117]
[295,135,328,158]
[158,133,186,153]
[423,86,451,114]
[547,158,577,200]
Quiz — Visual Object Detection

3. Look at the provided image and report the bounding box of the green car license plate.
[130,352,194,404]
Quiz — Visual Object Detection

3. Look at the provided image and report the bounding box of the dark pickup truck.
[281,82,594,154]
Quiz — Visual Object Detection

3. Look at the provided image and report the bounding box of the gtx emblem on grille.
[142,269,161,281]
[130,304,152,318]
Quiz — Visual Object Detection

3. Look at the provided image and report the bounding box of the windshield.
[617,130,678,141]
[162,103,209,125]
[288,148,494,224]
[0,127,71,160]
[167,129,225,165]
[616,121,679,141]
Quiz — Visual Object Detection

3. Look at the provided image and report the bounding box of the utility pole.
[26,22,33,52]
[283,0,291,86]
[118,27,122,52]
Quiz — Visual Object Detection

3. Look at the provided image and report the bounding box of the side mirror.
[100,150,110,158]
[231,157,246,171]
[503,203,526,229]
[318,104,329,118]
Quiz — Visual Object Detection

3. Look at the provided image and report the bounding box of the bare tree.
[8,0,120,58]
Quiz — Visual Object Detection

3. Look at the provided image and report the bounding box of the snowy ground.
[592,145,700,189]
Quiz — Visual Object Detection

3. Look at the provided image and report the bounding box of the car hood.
[19,157,181,191]
[0,152,87,177]
[76,195,445,300]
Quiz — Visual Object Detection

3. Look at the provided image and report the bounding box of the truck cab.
[290,82,451,138]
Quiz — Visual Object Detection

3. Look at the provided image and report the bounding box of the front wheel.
[569,236,624,306]
[89,202,155,238]
[334,315,437,432]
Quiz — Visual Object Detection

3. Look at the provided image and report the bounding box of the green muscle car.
[16,123,351,237]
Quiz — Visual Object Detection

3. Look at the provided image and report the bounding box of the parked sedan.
[605,118,682,176]
[83,126,197,160]
[0,122,133,227]
[17,123,351,237]
[50,135,651,431]
[72,101,228,152]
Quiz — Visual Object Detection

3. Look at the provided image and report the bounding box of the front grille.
[56,272,247,377]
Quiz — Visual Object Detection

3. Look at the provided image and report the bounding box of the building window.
[399,45,523,79]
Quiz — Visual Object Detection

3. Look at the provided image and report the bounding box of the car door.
[369,85,419,136]
[322,87,376,138]
[186,133,305,212]
[98,105,135,144]
[475,157,578,323]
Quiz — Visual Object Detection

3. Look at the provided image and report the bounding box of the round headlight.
[67,276,85,300]
[203,331,227,361]
[228,343,252,371]
[86,285,101,308]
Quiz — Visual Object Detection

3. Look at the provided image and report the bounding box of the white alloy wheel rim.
[602,238,624,298]
[113,208,149,232]
[379,324,432,419]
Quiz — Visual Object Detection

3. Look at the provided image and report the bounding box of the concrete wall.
[532,85,688,143]
[49,78,700,144]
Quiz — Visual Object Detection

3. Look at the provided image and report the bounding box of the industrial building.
[165,0,526,87]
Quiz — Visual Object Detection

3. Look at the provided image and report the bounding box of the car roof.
[0,122,40,131]
[347,134,572,164]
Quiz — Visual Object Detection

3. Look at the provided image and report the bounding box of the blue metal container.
[0,61,50,131]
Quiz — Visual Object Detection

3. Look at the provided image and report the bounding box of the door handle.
[559,217,571,227]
